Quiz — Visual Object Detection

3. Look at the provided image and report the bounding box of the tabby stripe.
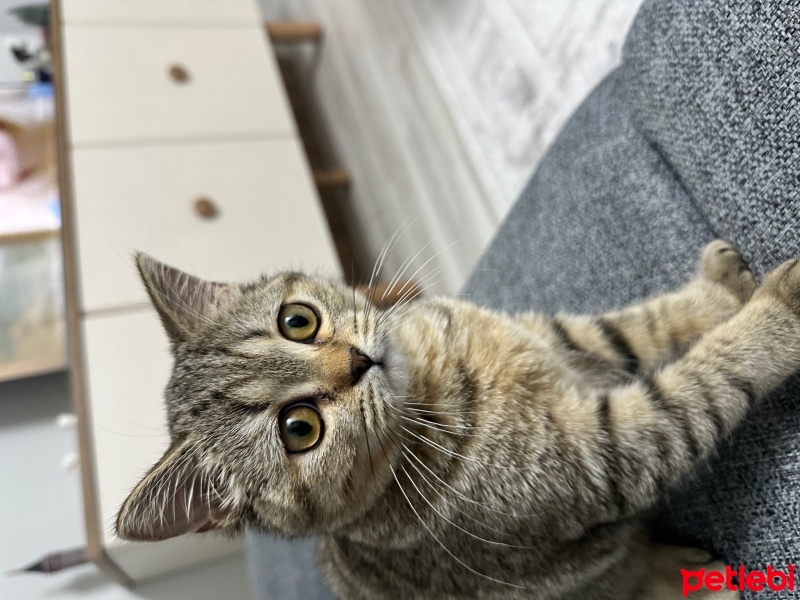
[651,429,672,498]
[644,307,658,340]
[596,394,627,516]
[550,318,583,353]
[433,305,454,336]
[221,373,267,401]
[641,376,701,461]
[541,410,583,517]
[206,346,261,360]
[369,382,396,467]
[729,374,757,407]
[455,360,479,430]
[596,318,639,374]
[446,361,479,489]
[552,414,608,521]
[689,372,726,443]
[296,481,318,523]
[711,362,758,408]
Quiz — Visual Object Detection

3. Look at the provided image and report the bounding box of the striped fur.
[117,241,800,599]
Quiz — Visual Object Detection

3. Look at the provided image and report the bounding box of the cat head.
[115,254,410,541]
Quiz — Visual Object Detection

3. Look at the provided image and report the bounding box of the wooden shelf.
[265,21,322,44]
[313,168,351,189]
[0,228,59,246]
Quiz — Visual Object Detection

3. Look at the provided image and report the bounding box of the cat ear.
[116,440,234,541]
[135,253,233,342]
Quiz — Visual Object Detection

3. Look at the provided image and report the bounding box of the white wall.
[260,0,643,294]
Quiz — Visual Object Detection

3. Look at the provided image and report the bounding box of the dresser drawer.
[82,308,171,541]
[82,309,242,576]
[63,0,261,26]
[62,26,294,145]
[70,138,341,312]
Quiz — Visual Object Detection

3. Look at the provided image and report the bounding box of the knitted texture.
[465,1,800,597]
[623,0,800,279]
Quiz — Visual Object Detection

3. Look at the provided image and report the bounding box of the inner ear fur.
[135,253,234,343]
[115,439,234,542]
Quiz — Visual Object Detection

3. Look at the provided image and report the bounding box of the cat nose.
[350,347,374,384]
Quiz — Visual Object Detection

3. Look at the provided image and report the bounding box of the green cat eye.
[277,303,320,342]
[279,403,324,453]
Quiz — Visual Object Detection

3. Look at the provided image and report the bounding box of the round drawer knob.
[193,197,218,219]
[169,64,190,83]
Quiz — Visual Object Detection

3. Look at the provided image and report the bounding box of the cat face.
[115,255,410,541]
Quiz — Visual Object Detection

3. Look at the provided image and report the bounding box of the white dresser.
[52,0,341,585]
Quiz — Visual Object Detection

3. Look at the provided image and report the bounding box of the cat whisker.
[379,296,449,339]
[400,426,534,474]
[351,270,358,337]
[326,530,357,571]
[403,455,519,539]
[378,277,441,328]
[360,387,377,480]
[376,242,433,311]
[363,218,418,324]
[400,461,534,549]
[376,240,461,325]
[396,414,472,437]
[374,250,450,324]
[97,425,169,438]
[399,408,476,428]
[393,401,482,418]
[383,396,479,429]
[389,465,524,590]
[394,398,499,427]
[392,403,482,420]
[185,470,199,519]
[380,281,448,325]
[400,445,537,519]
[377,266,446,325]
[382,239,460,299]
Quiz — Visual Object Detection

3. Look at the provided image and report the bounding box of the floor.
[260,0,644,294]
[0,372,254,600]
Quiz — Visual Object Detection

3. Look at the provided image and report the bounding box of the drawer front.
[83,302,243,580]
[71,138,341,312]
[63,0,261,26]
[63,26,294,145]
[82,308,172,542]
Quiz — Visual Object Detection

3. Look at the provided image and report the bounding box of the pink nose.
[350,347,374,384]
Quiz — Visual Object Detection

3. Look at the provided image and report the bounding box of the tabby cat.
[116,241,800,599]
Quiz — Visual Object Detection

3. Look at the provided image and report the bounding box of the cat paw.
[643,544,741,599]
[699,240,756,303]
[758,256,800,315]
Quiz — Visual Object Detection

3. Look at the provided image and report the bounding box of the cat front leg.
[544,240,757,375]
[565,255,800,522]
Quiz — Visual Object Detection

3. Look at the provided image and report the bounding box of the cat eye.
[277,303,320,342]
[279,403,324,453]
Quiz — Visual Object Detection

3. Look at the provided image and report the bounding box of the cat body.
[117,242,800,599]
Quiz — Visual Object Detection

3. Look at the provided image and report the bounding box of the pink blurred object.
[0,125,22,190]
[0,118,55,192]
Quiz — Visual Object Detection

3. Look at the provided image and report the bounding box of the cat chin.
[246,495,378,538]
[248,516,356,539]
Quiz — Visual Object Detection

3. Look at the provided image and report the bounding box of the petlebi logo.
[681,565,796,596]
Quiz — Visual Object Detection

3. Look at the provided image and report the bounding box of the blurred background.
[0,0,643,598]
